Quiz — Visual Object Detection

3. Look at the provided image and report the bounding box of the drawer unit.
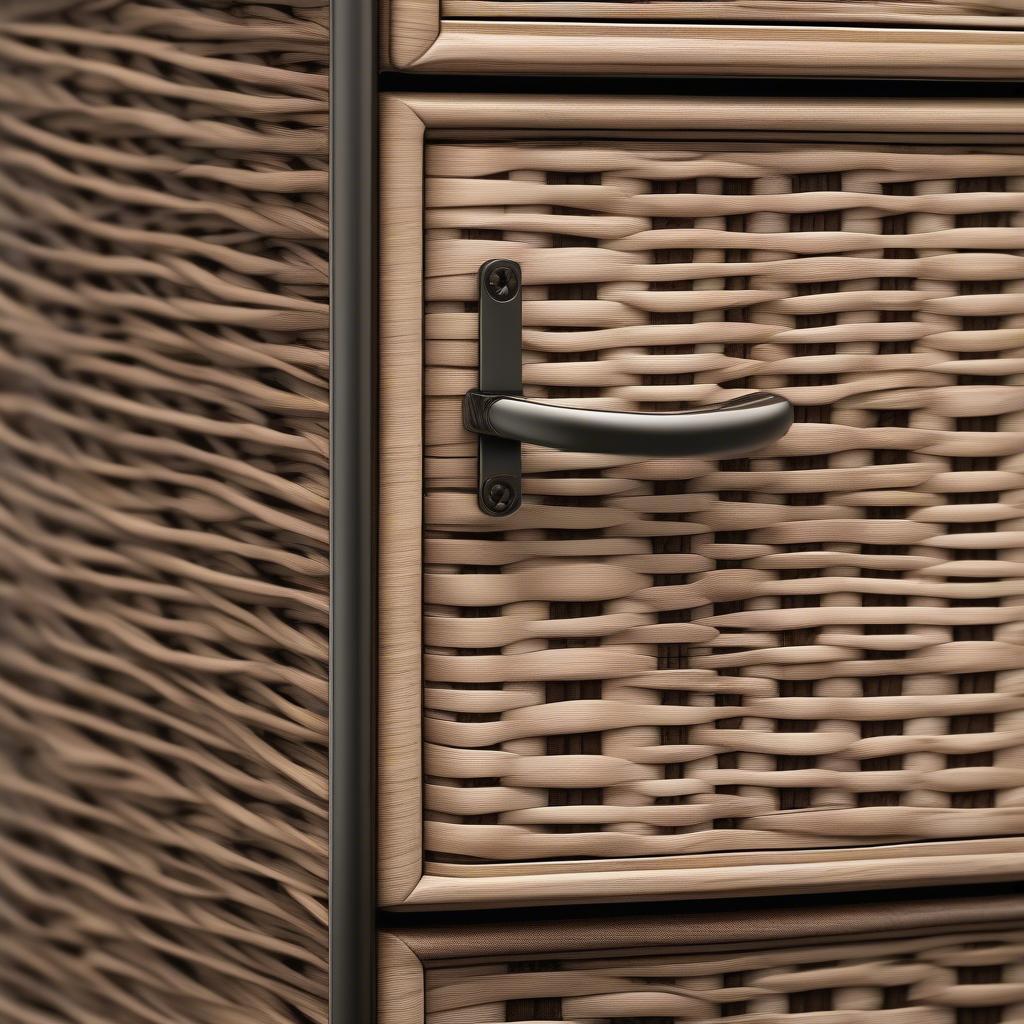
[380,94,1024,910]
[381,894,1024,1024]
[383,0,1024,77]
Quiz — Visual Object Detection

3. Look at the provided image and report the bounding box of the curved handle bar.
[463,390,793,458]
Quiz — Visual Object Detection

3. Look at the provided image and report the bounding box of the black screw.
[485,264,519,302]
[481,476,518,515]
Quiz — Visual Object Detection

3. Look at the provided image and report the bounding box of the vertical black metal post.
[329,0,376,1020]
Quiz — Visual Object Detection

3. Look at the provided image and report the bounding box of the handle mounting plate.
[474,258,523,516]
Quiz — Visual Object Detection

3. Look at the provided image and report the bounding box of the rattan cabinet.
[383,0,1024,76]
[1,3,1022,1024]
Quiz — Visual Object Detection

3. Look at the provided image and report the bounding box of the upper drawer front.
[379,95,1024,910]
[384,0,1024,77]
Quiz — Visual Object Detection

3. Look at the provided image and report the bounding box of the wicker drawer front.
[384,0,1024,76]
[380,95,1024,910]
[381,896,1024,1024]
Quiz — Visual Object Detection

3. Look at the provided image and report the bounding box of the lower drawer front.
[381,96,1024,908]
[449,0,1024,26]
[382,896,1024,1024]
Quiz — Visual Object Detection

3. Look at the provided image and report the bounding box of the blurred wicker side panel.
[422,139,1024,869]
[0,4,329,1023]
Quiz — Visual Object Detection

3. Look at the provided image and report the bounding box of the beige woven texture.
[424,141,1024,867]
[0,3,329,1022]
[426,923,1024,1022]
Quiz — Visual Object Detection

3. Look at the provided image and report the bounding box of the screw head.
[481,476,518,515]
[485,264,520,302]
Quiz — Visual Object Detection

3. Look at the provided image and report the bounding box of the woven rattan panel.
[0,3,328,1023]
[423,140,1024,868]
[425,925,1024,1022]
[443,0,1024,29]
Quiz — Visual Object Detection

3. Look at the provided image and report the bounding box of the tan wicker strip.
[0,3,329,1022]
[423,140,1024,868]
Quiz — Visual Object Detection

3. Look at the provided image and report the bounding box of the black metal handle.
[464,390,793,458]
[468,257,793,515]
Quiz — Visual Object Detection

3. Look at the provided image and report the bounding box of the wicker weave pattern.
[426,926,1024,1022]
[423,141,1024,866]
[0,4,328,1022]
